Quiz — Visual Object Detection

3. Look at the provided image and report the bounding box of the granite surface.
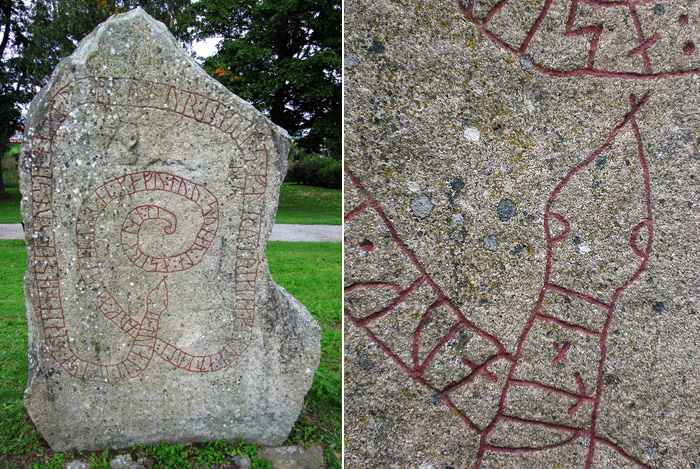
[344,0,700,467]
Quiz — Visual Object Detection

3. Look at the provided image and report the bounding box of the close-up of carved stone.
[344,0,700,467]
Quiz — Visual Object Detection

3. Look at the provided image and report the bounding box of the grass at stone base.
[0,183,340,225]
[0,240,340,468]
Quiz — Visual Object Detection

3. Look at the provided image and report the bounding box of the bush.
[285,156,341,189]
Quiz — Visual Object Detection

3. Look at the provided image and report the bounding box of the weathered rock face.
[345,0,700,467]
[19,8,320,452]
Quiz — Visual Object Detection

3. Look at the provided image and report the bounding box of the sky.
[190,36,222,61]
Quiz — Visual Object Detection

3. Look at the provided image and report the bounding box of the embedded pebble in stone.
[346,54,360,69]
[359,355,374,370]
[653,3,665,15]
[451,177,465,192]
[497,198,517,221]
[411,195,434,219]
[451,213,464,227]
[578,243,591,254]
[408,181,420,192]
[483,235,499,251]
[418,463,434,469]
[464,127,480,142]
[519,54,534,69]
[369,38,385,54]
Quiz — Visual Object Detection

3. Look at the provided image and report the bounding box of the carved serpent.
[28,77,267,384]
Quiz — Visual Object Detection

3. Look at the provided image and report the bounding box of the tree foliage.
[0,0,28,196]
[190,0,341,160]
[21,0,193,92]
[0,0,192,195]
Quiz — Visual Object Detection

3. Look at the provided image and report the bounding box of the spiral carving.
[27,77,269,383]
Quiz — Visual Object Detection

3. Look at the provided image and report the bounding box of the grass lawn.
[0,188,22,224]
[0,240,340,468]
[0,181,340,226]
[275,183,341,225]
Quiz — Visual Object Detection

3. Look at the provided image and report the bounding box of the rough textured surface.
[257,445,325,469]
[344,0,700,467]
[19,8,320,452]
[109,454,144,469]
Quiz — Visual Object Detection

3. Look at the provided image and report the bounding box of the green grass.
[275,183,341,225]
[267,242,342,467]
[2,146,19,189]
[0,240,340,468]
[0,187,22,224]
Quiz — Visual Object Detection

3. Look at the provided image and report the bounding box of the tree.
[190,0,341,160]
[0,0,193,195]
[21,0,193,93]
[0,0,29,198]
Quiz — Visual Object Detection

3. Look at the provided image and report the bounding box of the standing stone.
[19,8,320,452]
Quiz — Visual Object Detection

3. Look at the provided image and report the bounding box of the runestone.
[20,8,320,451]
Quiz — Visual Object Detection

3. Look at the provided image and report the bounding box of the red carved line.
[585,97,653,468]
[482,432,582,454]
[544,93,649,219]
[461,356,498,383]
[434,389,482,433]
[345,311,418,378]
[518,0,554,55]
[545,211,570,244]
[344,199,369,222]
[414,313,462,372]
[501,414,587,433]
[628,4,654,73]
[95,77,256,144]
[30,78,266,381]
[551,341,571,367]
[630,219,652,258]
[509,378,593,404]
[411,297,446,369]
[482,0,510,25]
[458,1,700,80]
[568,371,588,414]
[476,95,651,468]
[344,282,403,295]
[356,276,426,327]
[593,435,652,468]
[545,284,613,311]
[535,312,602,336]
[443,354,512,395]
[345,166,507,355]
[564,0,603,69]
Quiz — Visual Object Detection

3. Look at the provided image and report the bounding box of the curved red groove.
[458,0,700,80]
[545,211,570,244]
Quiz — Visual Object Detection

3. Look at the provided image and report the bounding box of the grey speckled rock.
[19,8,320,452]
[257,445,325,469]
[345,0,700,467]
[109,454,144,469]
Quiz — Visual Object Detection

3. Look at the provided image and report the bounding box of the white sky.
[191,36,222,61]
